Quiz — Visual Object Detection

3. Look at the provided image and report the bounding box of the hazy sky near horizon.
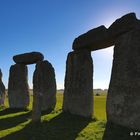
[0,0,140,89]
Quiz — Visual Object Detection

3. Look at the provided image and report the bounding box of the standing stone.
[8,64,29,109]
[62,49,93,118]
[32,60,56,117]
[106,29,140,130]
[0,69,6,106]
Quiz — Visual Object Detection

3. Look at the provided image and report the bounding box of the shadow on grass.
[0,111,31,131]
[1,112,93,140]
[103,121,140,140]
[0,108,29,116]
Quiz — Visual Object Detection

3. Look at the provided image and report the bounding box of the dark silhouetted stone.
[32,60,56,118]
[8,64,29,109]
[62,49,93,118]
[73,13,138,51]
[108,13,137,39]
[0,69,6,106]
[13,52,44,65]
[106,29,140,130]
[73,25,113,51]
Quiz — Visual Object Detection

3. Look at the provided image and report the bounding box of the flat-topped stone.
[73,25,113,51]
[13,52,44,65]
[73,13,138,51]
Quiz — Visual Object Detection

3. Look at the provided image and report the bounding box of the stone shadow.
[0,111,31,131]
[0,108,29,116]
[1,112,93,140]
[103,121,140,140]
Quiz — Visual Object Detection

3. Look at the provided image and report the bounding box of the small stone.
[13,52,44,65]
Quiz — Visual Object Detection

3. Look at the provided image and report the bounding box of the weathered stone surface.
[73,25,113,51]
[106,29,140,130]
[33,60,56,114]
[73,13,138,51]
[13,52,44,65]
[62,49,93,118]
[0,69,6,106]
[8,64,29,109]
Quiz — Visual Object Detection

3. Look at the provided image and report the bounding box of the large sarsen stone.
[62,49,93,118]
[106,29,140,130]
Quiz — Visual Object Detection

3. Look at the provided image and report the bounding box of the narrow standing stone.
[8,64,29,109]
[32,60,56,118]
[62,49,93,118]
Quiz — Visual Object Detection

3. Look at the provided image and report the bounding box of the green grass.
[0,93,107,140]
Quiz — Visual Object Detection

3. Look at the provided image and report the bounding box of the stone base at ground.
[8,64,29,109]
[33,60,56,114]
[63,49,93,118]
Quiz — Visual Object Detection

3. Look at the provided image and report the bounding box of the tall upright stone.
[63,49,93,118]
[8,64,29,109]
[32,60,56,119]
[106,28,140,130]
[0,69,6,106]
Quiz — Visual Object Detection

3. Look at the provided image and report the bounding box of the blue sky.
[0,0,140,89]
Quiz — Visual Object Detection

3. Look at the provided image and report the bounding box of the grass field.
[0,93,107,140]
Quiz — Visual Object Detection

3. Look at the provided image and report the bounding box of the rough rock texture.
[106,29,140,130]
[0,69,6,106]
[73,13,138,51]
[13,52,44,65]
[33,60,56,114]
[8,64,29,109]
[62,49,93,118]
